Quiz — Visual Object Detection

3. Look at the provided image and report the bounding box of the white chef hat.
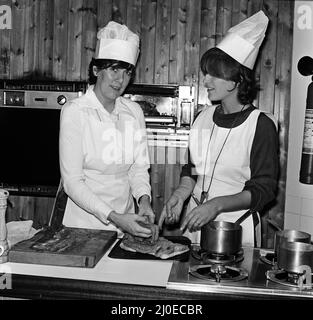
[94,21,140,66]
[216,11,269,69]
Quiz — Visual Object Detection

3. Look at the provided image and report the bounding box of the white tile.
[299,215,313,236]
[301,198,313,217]
[284,212,300,230]
[285,194,302,214]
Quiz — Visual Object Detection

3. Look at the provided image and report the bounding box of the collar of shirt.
[85,85,120,122]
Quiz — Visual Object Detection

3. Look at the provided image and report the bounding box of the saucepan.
[267,218,312,256]
[274,229,311,257]
[200,209,254,255]
[277,240,313,273]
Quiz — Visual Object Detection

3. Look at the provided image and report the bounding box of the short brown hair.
[200,47,259,104]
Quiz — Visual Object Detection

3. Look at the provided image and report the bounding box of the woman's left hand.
[181,200,219,233]
[138,195,155,224]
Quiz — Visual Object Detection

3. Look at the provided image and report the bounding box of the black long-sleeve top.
[181,105,279,212]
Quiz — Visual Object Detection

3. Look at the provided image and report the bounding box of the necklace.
[194,104,247,205]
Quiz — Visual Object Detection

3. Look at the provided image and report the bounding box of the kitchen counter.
[0,242,312,300]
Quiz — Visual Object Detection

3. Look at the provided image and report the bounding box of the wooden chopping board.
[8,227,117,268]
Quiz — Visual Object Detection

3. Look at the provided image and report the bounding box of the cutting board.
[108,236,191,261]
[8,227,117,268]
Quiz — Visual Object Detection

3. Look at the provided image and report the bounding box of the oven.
[0,80,194,196]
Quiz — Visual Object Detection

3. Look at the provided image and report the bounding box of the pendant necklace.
[194,104,247,205]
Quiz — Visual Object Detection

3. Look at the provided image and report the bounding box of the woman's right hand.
[158,192,185,229]
[108,211,152,238]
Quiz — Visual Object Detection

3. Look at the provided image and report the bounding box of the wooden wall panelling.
[80,0,97,81]
[259,0,279,246]
[247,0,263,108]
[215,0,232,45]
[231,0,248,25]
[198,0,217,105]
[6,195,55,229]
[10,0,25,78]
[126,0,142,34]
[155,0,170,84]
[53,0,69,80]
[126,0,142,83]
[168,0,186,85]
[23,0,39,78]
[259,0,278,114]
[38,0,54,78]
[0,0,11,78]
[33,197,55,229]
[66,0,83,81]
[97,0,113,29]
[112,0,127,24]
[266,0,294,248]
[154,146,166,217]
[184,0,201,105]
[138,0,156,83]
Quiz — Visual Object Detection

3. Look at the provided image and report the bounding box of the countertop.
[0,242,312,300]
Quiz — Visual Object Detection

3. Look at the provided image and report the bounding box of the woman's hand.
[158,192,185,229]
[138,195,155,224]
[108,211,152,238]
[180,199,219,233]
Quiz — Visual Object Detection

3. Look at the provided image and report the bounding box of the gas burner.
[259,252,276,266]
[189,264,248,283]
[266,268,313,290]
[191,246,244,265]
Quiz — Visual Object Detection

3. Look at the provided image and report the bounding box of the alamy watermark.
[297,4,313,30]
[0,4,11,30]
[0,265,12,290]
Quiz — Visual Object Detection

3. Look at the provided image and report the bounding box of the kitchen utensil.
[274,229,311,256]
[200,209,254,255]
[277,240,313,273]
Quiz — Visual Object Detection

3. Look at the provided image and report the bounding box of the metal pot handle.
[234,209,255,227]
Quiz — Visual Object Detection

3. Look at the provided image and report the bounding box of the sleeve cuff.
[94,201,115,225]
[134,188,151,206]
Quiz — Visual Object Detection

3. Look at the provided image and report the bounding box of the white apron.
[184,105,261,246]
[62,95,148,237]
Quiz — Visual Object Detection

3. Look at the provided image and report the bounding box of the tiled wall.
[285,1,313,235]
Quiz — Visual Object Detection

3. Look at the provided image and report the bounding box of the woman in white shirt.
[59,21,155,238]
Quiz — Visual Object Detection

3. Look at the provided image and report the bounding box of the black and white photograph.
[0,0,313,308]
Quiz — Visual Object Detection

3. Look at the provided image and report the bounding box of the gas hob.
[167,246,313,299]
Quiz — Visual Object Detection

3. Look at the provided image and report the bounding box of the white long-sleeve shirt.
[59,86,151,232]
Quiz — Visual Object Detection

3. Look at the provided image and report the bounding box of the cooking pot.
[277,241,313,273]
[274,229,311,256]
[200,210,253,255]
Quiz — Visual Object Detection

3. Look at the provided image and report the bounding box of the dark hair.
[88,58,136,84]
[200,47,259,104]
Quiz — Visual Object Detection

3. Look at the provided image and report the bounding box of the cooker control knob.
[57,95,67,105]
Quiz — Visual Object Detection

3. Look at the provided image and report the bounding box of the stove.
[190,264,248,283]
[259,249,276,266]
[167,246,313,298]
[266,265,312,290]
[189,246,247,283]
[191,246,244,265]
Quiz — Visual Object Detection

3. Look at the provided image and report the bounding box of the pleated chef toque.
[94,21,140,66]
[216,11,269,69]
